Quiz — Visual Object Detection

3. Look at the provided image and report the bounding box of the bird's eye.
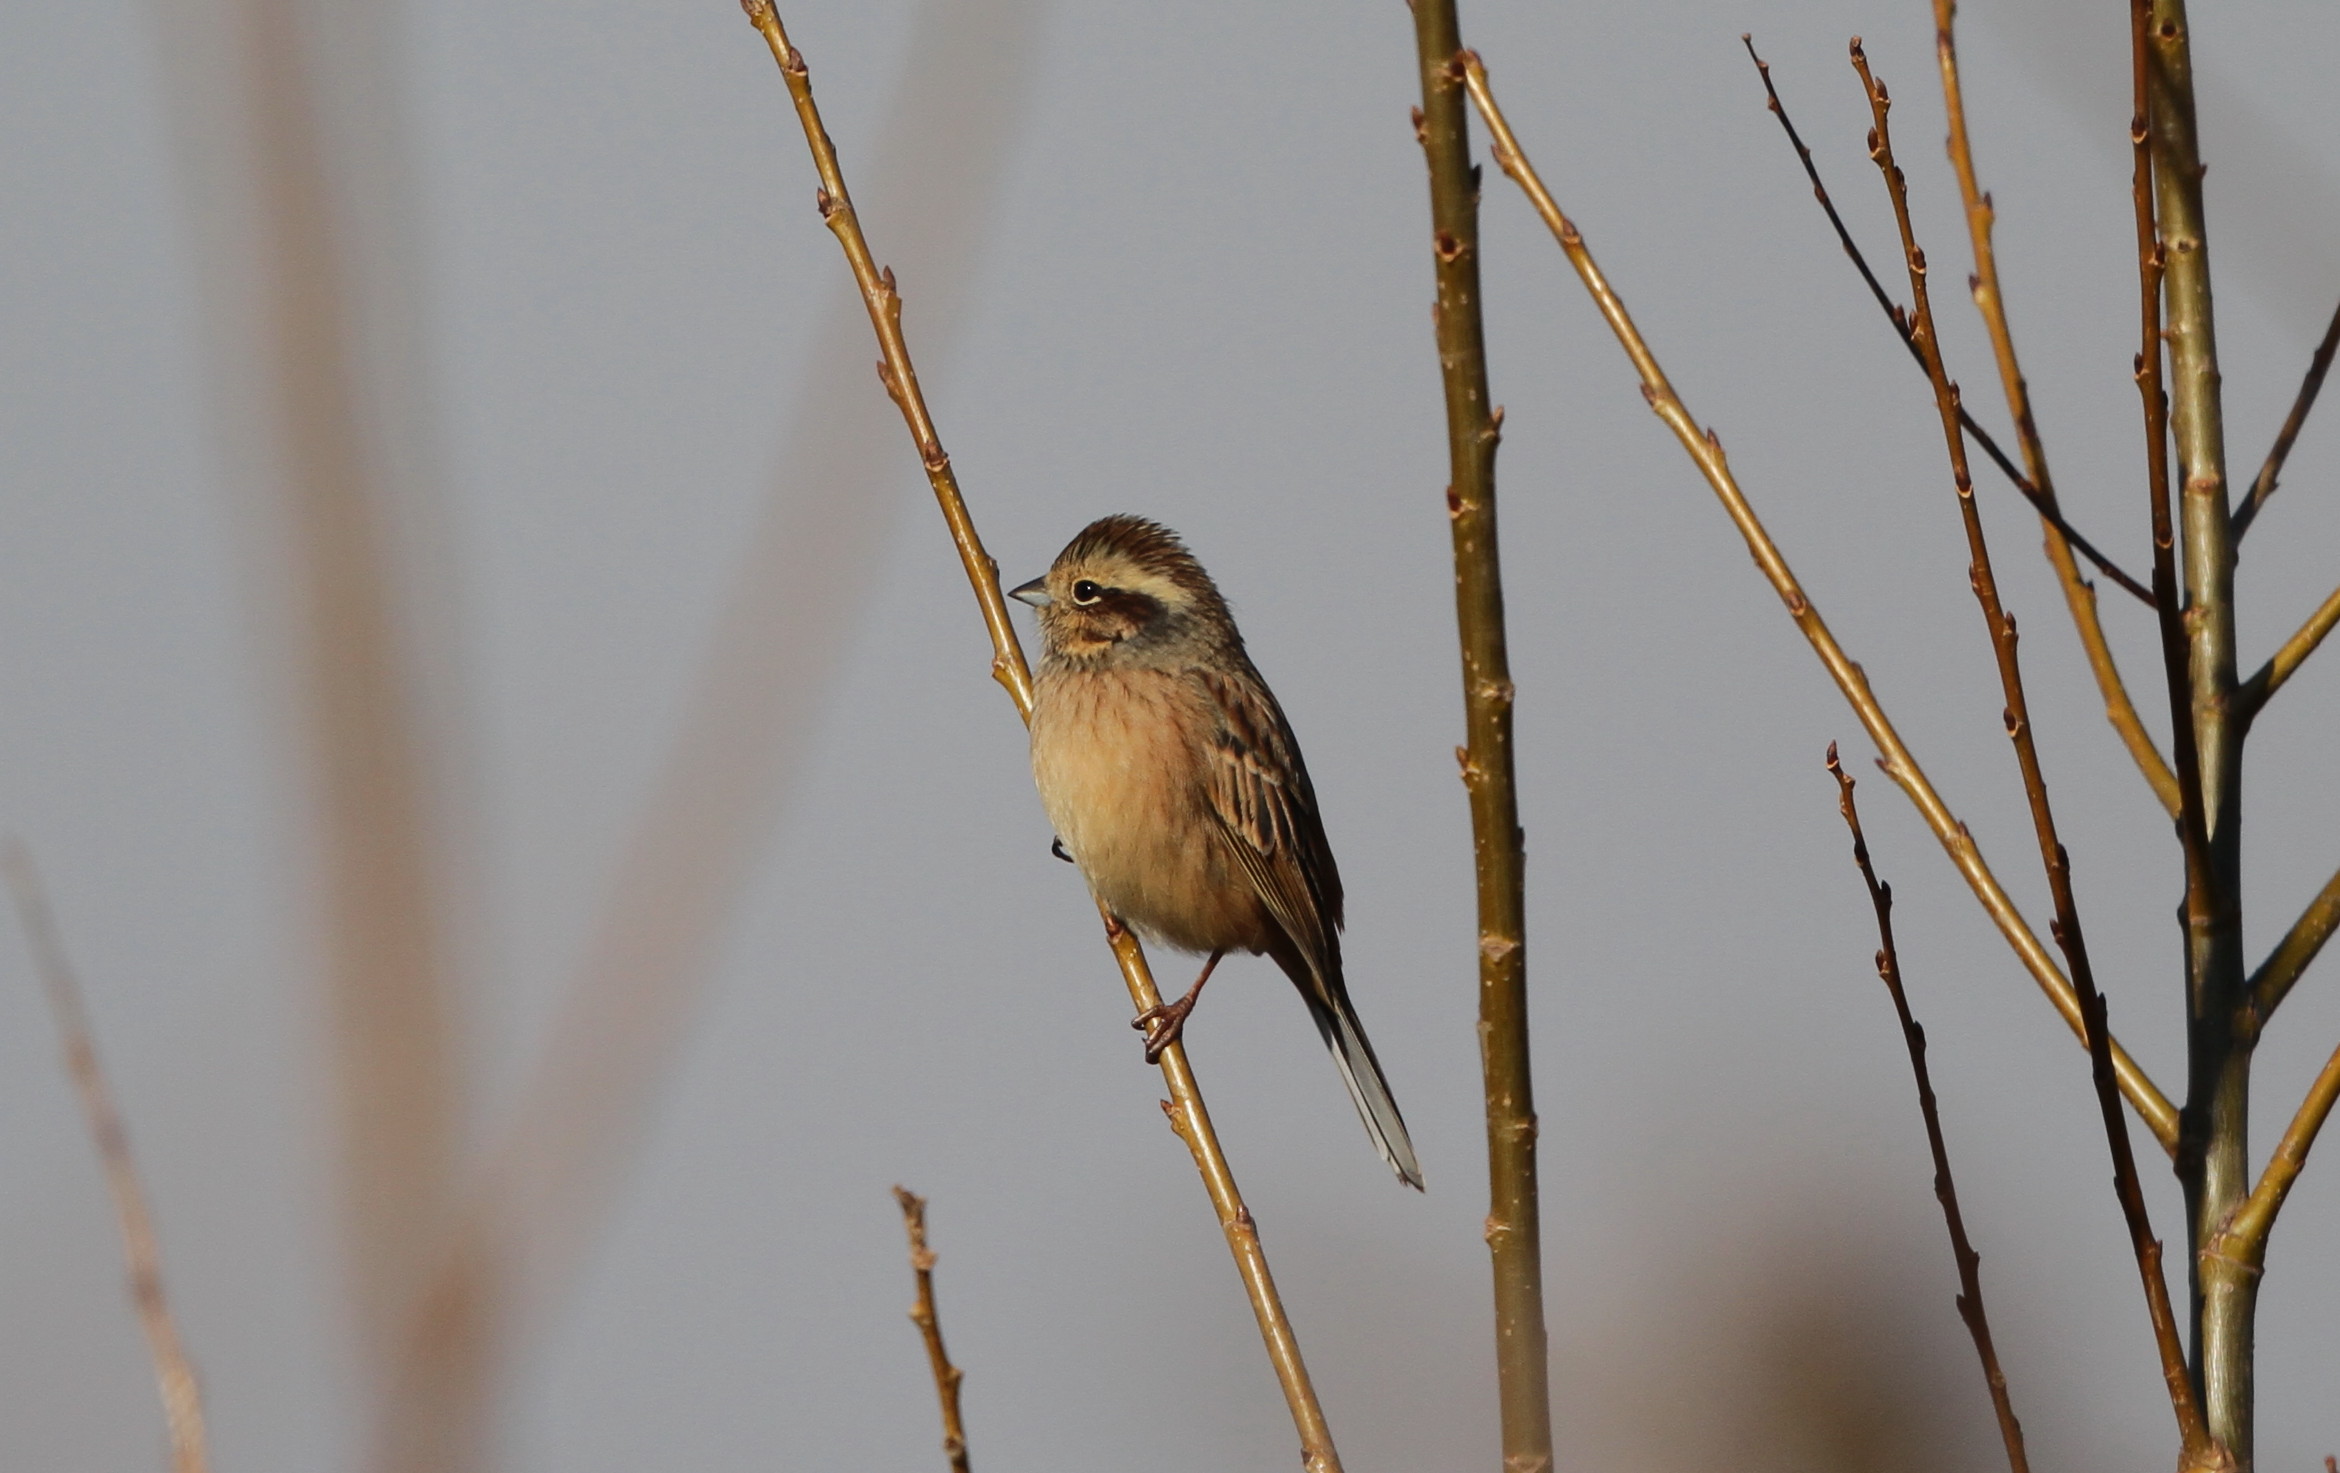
[1071,579,1104,605]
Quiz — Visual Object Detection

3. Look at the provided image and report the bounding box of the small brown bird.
[1012,516,1422,1189]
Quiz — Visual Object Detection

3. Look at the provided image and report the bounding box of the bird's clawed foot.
[1131,951,1222,1063]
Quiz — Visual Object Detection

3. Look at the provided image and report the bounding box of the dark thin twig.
[3,845,212,1473]
[2233,296,2340,539]
[1740,36,2153,609]
[893,1188,971,1473]
[1826,746,2030,1473]
[1853,42,2214,1466]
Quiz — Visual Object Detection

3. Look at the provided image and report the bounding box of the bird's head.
[1011,515,1234,667]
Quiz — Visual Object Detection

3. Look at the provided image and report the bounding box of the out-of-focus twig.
[2232,297,2340,540]
[2235,581,2340,726]
[4,845,213,1473]
[408,0,1050,1421]
[738,7,1341,1468]
[2244,864,2340,1035]
[1408,18,1550,1473]
[893,1188,972,1473]
[1457,50,2180,1152]
[1825,748,2029,1473]
[1854,45,2213,1466]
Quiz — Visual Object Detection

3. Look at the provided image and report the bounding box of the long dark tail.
[1305,989,1423,1190]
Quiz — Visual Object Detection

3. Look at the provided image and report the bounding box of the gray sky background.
[4,2,2337,1471]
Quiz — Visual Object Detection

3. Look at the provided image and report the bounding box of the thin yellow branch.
[1458,51,2178,1154]
[738,7,1339,1467]
[2207,1037,2340,1268]
[4,846,212,1473]
[2236,580,2340,725]
[893,1188,972,1473]
[1930,0,2180,820]
[2245,863,2340,1033]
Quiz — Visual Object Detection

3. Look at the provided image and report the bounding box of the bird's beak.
[1009,576,1052,608]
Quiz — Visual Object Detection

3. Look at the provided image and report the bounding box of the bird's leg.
[1133,950,1222,1063]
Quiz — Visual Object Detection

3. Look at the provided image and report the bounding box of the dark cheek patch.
[1098,589,1164,640]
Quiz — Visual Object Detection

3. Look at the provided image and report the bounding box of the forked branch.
[893,1188,971,1473]
[1826,747,2030,1473]
[737,7,1340,1468]
[2232,297,2340,540]
[1927,6,2185,821]
[2203,1038,2340,1278]
[1739,38,2154,609]
[2235,581,2340,726]
[1456,50,2179,1152]
[1854,43,2211,1464]
[4,846,212,1473]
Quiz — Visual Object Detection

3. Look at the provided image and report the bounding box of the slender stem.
[2206,1037,2340,1270]
[892,1188,972,1473]
[4,846,213,1473]
[1911,9,2187,825]
[2235,580,2340,725]
[1459,52,2180,1154]
[1407,16,1550,1473]
[2244,863,2340,1033]
[1855,43,2212,1465]
[1737,41,2156,606]
[1826,747,2031,1473]
[2232,297,2340,540]
[738,9,1340,1468]
[2147,4,2252,1462]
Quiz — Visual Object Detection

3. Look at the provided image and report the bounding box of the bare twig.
[2244,864,2340,1035]
[4,846,212,1473]
[1738,38,2156,609]
[893,1188,971,1473]
[1854,44,2213,1465]
[738,7,1340,1467]
[1924,9,2193,824]
[1408,19,1550,1473]
[1458,51,2180,1152]
[2232,297,2340,539]
[2235,580,2340,726]
[1826,747,2030,1473]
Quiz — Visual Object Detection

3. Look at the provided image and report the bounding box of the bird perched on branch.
[1011,515,1422,1189]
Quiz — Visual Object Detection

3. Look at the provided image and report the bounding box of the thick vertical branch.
[1826,749,2031,1473]
[1457,53,2179,1153]
[893,1189,972,1473]
[5,848,213,1473]
[1853,46,2212,1467]
[1407,13,1549,1472]
[2146,4,2252,1462]
[737,8,1340,1469]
